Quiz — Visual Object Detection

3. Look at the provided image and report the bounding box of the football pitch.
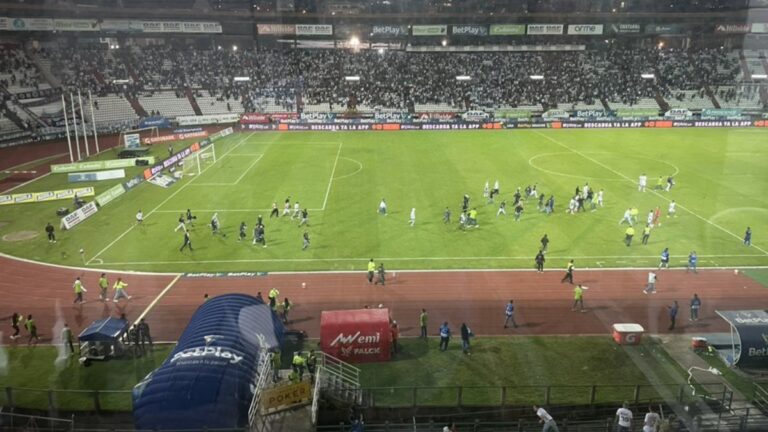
[1,128,767,272]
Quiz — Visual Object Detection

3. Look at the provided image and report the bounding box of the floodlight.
[345,76,361,81]
[233,77,251,82]
[455,75,471,81]
[529,75,544,80]
[641,73,655,79]
[752,74,767,79]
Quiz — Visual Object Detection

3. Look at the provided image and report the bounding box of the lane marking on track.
[533,131,768,256]
[135,274,182,323]
[86,132,257,265]
[96,253,765,266]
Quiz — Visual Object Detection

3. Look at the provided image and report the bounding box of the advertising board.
[527,24,564,35]
[412,25,448,36]
[489,24,526,35]
[320,309,391,363]
[567,24,604,35]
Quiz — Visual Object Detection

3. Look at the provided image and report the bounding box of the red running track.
[146,268,768,341]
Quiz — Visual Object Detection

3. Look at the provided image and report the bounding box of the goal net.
[118,126,159,148]
[182,143,217,177]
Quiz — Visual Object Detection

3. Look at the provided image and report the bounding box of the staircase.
[702,85,720,109]
[185,88,203,116]
[315,352,363,406]
[125,93,149,118]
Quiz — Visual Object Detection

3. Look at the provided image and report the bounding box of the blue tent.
[132,293,284,430]
[78,317,128,342]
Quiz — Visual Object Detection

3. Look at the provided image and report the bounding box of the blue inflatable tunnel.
[132,293,284,430]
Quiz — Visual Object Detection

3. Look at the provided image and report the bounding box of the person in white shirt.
[292,202,301,219]
[619,208,633,225]
[533,405,560,432]
[210,212,220,234]
[568,197,577,214]
[409,208,416,226]
[644,271,657,294]
[668,200,676,218]
[597,189,604,207]
[615,401,633,432]
[639,173,647,192]
[174,220,187,233]
[582,182,590,198]
[643,405,661,432]
[647,210,654,227]
[136,210,143,224]
[493,179,500,198]
[378,198,387,215]
[282,199,291,216]
[483,181,490,199]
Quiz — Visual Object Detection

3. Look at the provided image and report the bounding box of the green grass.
[0,345,173,411]
[695,350,768,400]
[356,336,702,407]
[1,129,767,272]
[742,268,768,289]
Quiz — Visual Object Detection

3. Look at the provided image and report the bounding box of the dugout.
[77,316,129,362]
[320,308,391,363]
[132,293,284,430]
[715,310,768,370]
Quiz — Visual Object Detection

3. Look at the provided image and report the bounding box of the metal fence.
[362,382,729,408]
[2,387,132,413]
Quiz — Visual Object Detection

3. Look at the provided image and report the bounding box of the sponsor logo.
[330,331,380,346]
[609,23,640,33]
[568,24,603,35]
[527,24,563,35]
[452,25,488,36]
[412,25,448,36]
[625,333,638,343]
[715,24,751,33]
[171,346,244,364]
[371,25,408,36]
[748,347,768,356]
[461,111,489,122]
[735,317,768,325]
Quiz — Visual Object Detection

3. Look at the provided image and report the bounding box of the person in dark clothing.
[460,323,472,355]
[238,222,247,241]
[561,260,575,284]
[186,209,196,225]
[138,318,153,350]
[10,312,21,339]
[180,231,193,251]
[668,301,679,330]
[535,250,545,273]
[45,223,56,243]
[439,322,450,351]
[540,234,549,252]
[375,263,386,285]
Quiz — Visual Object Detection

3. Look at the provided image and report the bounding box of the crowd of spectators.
[0,43,760,120]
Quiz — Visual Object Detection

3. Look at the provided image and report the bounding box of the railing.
[362,383,730,408]
[317,352,360,390]
[754,382,768,415]
[0,410,74,431]
[2,387,133,412]
[247,352,272,431]
[310,365,324,426]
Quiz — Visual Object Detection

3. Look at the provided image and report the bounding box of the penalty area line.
[86,132,257,265]
[533,131,768,256]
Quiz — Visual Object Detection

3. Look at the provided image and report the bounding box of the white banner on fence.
[61,202,99,230]
[527,24,564,35]
[295,24,333,35]
[750,23,768,33]
[567,24,603,35]
[176,113,240,125]
[412,25,448,36]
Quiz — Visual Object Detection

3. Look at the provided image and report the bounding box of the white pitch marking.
[86,132,256,264]
[533,131,768,256]
[321,142,343,210]
[135,274,182,323]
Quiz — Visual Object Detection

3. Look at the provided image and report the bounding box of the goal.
[182,143,217,177]
[118,126,159,148]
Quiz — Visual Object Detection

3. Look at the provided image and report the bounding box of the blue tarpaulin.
[78,317,128,342]
[132,293,284,430]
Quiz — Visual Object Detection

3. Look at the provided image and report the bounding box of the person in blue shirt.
[439,322,451,352]
[504,300,518,329]
[658,248,670,269]
[744,227,752,246]
[686,251,698,273]
[690,294,701,321]
[668,301,679,330]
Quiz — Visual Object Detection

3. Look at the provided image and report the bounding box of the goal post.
[182,142,216,177]
[118,126,159,148]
